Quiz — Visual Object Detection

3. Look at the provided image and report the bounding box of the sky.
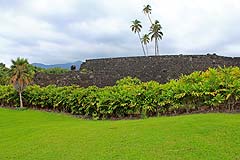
[0,0,240,66]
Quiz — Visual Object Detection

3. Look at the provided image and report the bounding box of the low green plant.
[1,66,240,119]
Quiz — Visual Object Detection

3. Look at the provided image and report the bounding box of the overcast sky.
[0,0,240,66]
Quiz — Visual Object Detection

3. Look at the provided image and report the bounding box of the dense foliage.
[0,63,10,85]
[40,67,69,74]
[0,63,69,86]
[30,65,69,74]
[0,67,240,119]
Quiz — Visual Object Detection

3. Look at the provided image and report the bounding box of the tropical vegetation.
[130,19,146,56]
[10,58,33,108]
[141,34,150,55]
[0,66,240,119]
[131,4,163,56]
[0,61,69,86]
[149,20,163,55]
[40,67,69,74]
[143,4,153,24]
[0,63,10,85]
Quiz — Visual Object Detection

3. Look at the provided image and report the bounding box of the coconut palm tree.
[141,34,150,56]
[149,20,163,55]
[130,19,146,56]
[143,4,153,24]
[10,58,33,108]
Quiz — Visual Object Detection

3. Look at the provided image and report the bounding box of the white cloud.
[0,0,240,66]
[0,12,72,42]
[68,18,128,40]
[21,0,79,16]
[152,0,240,54]
[223,44,240,55]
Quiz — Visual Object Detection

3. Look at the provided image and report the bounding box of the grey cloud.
[0,0,240,67]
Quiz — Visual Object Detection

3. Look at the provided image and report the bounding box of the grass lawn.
[0,108,240,160]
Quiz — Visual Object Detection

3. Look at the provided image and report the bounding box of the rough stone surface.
[33,54,240,87]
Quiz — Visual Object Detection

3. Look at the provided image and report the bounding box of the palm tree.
[149,20,163,55]
[10,58,33,108]
[141,34,150,56]
[143,5,153,24]
[130,19,146,56]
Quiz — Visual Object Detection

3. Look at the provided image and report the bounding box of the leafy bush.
[1,67,240,119]
[0,63,10,85]
[0,85,18,107]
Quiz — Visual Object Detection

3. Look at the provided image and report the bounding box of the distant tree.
[29,64,45,73]
[71,65,76,71]
[43,68,69,74]
[143,4,153,24]
[0,63,5,68]
[130,19,146,56]
[149,20,163,55]
[29,65,69,74]
[141,34,150,56]
[0,63,10,85]
[10,58,33,108]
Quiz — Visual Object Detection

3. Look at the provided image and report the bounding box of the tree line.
[0,58,70,108]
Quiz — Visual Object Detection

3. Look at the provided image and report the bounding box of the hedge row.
[1,67,240,119]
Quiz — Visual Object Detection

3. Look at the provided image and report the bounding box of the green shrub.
[1,66,240,119]
[0,85,18,107]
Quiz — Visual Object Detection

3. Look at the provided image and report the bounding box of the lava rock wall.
[34,54,240,87]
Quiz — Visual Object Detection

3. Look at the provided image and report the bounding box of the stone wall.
[34,54,240,87]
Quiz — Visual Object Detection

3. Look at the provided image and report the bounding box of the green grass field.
[1,108,240,160]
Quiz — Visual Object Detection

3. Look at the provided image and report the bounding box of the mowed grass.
[0,108,240,160]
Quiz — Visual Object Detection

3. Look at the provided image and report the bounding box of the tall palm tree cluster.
[130,5,163,56]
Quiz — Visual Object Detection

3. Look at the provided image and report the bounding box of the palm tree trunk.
[138,32,146,56]
[148,14,153,24]
[155,38,157,56]
[146,44,148,56]
[19,92,23,108]
[156,40,159,55]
